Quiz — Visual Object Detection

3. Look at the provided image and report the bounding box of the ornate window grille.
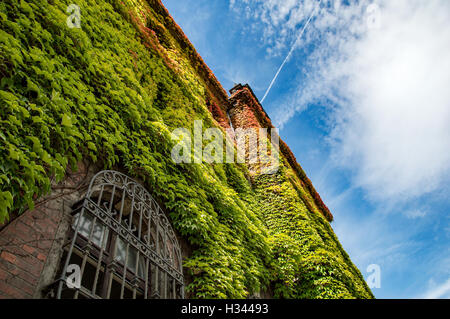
[51,170,184,299]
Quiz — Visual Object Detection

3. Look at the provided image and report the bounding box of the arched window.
[51,170,184,299]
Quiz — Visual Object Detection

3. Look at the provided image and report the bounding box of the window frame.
[51,170,184,299]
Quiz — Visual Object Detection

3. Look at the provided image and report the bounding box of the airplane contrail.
[261,0,323,104]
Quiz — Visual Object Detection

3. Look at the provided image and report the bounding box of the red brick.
[42,220,58,234]
[0,235,10,246]
[22,244,36,255]
[2,276,35,296]
[36,253,46,262]
[0,234,23,248]
[12,222,35,243]
[37,239,53,250]
[0,281,31,299]
[1,245,26,257]
[16,270,38,286]
[0,268,7,281]
[0,251,17,264]
[15,218,32,232]
[20,215,35,228]
[2,246,40,266]
[36,237,54,250]
[20,253,41,266]
[0,260,38,286]
[0,259,19,275]
[14,257,43,278]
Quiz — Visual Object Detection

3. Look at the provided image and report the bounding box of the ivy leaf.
[26,78,40,95]
[0,191,13,223]
[0,89,17,102]
[9,145,19,161]
[61,114,72,127]
[32,115,43,123]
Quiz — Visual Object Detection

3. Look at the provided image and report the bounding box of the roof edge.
[148,0,230,108]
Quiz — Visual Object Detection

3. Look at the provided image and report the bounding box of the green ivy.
[253,165,374,298]
[0,0,373,298]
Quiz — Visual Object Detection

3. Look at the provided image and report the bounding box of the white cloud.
[232,0,450,203]
[422,278,450,299]
[404,209,427,219]
[231,0,322,54]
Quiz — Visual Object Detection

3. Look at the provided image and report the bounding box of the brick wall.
[0,162,96,298]
[228,84,278,176]
[0,161,191,299]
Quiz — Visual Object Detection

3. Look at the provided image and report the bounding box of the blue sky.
[161,0,450,298]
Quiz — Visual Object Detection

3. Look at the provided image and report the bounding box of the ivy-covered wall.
[0,0,373,298]
[228,84,372,298]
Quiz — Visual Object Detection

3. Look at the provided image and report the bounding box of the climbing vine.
[0,0,373,298]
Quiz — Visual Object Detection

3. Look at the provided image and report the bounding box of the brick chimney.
[227,84,279,176]
[227,84,333,221]
[228,84,274,130]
